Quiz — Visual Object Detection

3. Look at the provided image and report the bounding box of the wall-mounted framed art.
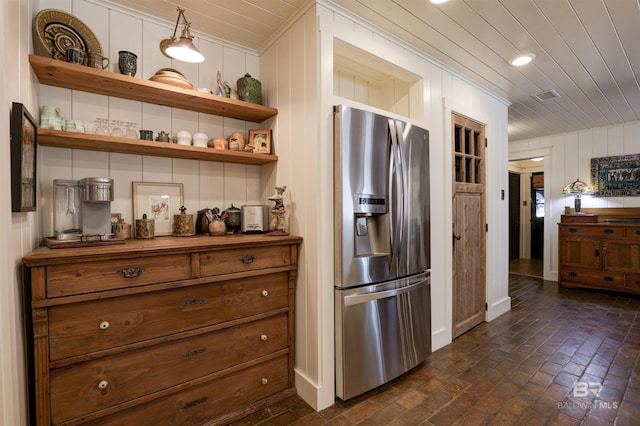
[591,154,640,197]
[11,102,37,212]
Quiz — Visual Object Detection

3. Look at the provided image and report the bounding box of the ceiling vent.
[531,89,560,102]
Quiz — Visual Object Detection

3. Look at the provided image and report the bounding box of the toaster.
[241,205,270,233]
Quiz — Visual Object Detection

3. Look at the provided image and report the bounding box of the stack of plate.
[149,68,193,89]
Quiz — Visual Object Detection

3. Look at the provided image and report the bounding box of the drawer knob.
[241,255,256,264]
[604,276,614,282]
[261,378,268,385]
[569,272,577,277]
[569,228,577,233]
[99,321,110,330]
[261,334,268,341]
[261,290,269,297]
[604,229,614,234]
[117,267,145,279]
[635,280,640,286]
[594,249,600,257]
[97,380,109,389]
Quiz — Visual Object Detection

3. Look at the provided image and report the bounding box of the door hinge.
[485,138,487,147]
[485,302,488,310]
[486,223,488,232]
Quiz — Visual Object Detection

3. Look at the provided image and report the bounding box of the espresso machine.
[54,177,114,240]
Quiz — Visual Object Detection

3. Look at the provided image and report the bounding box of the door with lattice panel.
[452,113,486,339]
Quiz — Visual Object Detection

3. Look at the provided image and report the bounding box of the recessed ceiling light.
[430,0,449,4]
[509,54,536,66]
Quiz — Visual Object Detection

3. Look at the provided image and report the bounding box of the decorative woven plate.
[149,74,194,90]
[33,9,103,60]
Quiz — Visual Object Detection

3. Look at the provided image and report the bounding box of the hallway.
[509,258,543,278]
[230,275,640,425]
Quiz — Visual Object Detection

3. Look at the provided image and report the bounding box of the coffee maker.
[54,177,114,240]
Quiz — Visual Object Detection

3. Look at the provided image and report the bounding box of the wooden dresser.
[559,209,640,294]
[22,234,302,425]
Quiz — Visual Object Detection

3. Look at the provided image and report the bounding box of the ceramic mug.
[65,47,85,65]
[192,132,208,147]
[139,130,153,141]
[118,51,137,77]
[87,52,110,70]
[176,130,192,146]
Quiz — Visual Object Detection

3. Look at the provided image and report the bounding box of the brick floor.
[229,275,640,425]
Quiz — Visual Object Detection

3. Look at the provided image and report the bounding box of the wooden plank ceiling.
[107,0,640,143]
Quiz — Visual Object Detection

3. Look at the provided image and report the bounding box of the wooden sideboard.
[22,234,301,425]
[559,209,640,294]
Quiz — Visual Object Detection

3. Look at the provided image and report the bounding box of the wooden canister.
[114,222,132,239]
[173,214,194,236]
[135,215,155,239]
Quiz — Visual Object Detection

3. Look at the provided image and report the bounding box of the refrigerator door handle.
[388,119,403,274]
[343,277,429,306]
[395,120,409,273]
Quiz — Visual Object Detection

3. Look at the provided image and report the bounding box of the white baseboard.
[431,326,451,351]
[294,369,335,411]
[487,296,511,321]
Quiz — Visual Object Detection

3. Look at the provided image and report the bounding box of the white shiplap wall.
[3,0,42,422]
[38,0,269,238]
[262,1,510,410]
[510,120,640,281]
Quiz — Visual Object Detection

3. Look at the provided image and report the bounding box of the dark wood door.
[509,172,521,261]
[531,172,544,260]
[452,113,486,339]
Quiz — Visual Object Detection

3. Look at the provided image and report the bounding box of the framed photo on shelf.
[249,129,272,154]
[11,102,37,212]
[132,182,184,236]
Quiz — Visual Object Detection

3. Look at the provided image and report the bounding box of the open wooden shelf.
[38,129,278,165]
[29,55,277,123]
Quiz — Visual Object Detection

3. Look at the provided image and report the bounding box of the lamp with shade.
[562,178,594,213]
[159,7,204,63]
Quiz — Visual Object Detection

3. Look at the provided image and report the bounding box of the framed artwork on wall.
[11,102,37,212]
[132,182,184,235]
[591,154,640,196]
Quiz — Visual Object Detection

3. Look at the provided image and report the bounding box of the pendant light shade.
[160,7,204,63]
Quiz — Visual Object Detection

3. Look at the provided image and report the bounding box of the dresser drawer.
[625,227,640,239]
[47,254,192,297]
[560,225,623,238]
[560,268,624,289]
[624,274,640,294]
[200,245,290,276]
[49,273,289,361]
[93,355,289,426]
[50,314,288,423]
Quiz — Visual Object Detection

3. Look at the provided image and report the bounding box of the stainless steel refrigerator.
[334,105,431,400]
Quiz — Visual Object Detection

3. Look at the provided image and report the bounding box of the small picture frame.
[11,102,37,212]
[249,129,272,154]
[132,182,184,236]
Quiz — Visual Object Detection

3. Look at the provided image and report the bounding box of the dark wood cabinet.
[23,235,301,425]
[559,214,640,294]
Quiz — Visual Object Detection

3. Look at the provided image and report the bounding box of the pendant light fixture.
[159,7,204,63]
